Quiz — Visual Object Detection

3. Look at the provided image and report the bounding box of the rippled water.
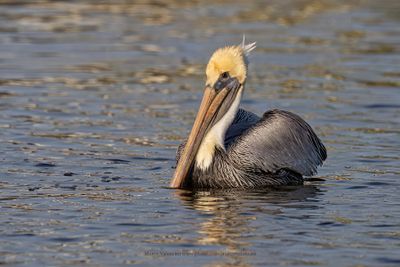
[0,1,399,266]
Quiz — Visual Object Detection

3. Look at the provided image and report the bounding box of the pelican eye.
[214,72,232,91]
[220,72,230,80]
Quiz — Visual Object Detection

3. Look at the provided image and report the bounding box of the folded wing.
[228,109,327,176]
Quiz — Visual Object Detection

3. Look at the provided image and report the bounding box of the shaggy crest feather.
[205,37,256,86]
[241,35,257,55]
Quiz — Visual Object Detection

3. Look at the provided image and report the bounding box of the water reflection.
[173,185,323,264]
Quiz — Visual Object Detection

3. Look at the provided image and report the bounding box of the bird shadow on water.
[170,184,325,265]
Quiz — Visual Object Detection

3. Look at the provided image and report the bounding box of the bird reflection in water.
[173,185,323,266]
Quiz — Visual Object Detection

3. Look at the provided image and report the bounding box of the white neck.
[195,88,243,171]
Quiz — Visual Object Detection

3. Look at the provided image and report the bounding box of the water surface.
[0,1,399,266]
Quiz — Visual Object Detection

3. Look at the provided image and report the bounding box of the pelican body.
[171,40,326,189]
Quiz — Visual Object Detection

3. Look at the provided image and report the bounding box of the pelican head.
[170,40,256,188]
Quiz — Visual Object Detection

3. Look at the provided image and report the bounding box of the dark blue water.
[0,1,399,266]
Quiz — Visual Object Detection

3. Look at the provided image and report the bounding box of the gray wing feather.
[225,108,260,147]
[229,109,326,176]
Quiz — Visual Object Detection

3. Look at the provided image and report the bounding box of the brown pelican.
[171,40,326,189]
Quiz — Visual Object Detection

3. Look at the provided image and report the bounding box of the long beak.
[170,81,241,188]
